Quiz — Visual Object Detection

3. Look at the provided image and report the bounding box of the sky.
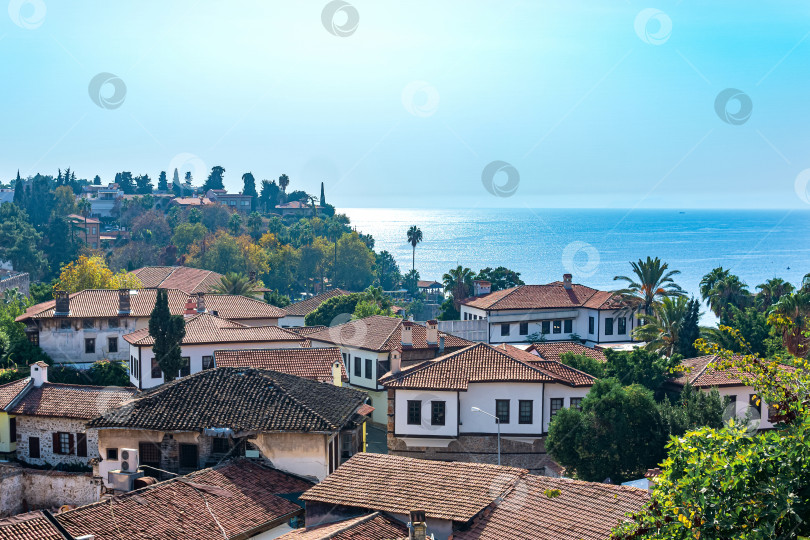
[2,1,810,209]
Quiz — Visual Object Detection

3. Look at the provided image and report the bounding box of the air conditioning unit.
[120,448,139,472]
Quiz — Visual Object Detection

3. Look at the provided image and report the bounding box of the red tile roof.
[283,289,352,317]
[462,283,622,311]
[123,313,303,346]
[171,196,213,206]
[381,342,594,390]
[130,266,225,294]
[0,511,63,540]
[214,347,346,383]
[307,315,470,353]
[301,453,526,523]
[56,459,313,540]
[278,512,408,540]
[66,214,101,224]
[668,355,793,388]
[417,280,442,288]
[455,474,649,540]
[6,382,137,420]
[0,377,30,409]
[527,341,607,363]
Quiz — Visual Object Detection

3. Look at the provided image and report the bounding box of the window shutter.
[77,433,87,457]
[52,432,60,455]
[68,433,75,454]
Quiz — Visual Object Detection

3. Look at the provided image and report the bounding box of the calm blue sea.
[344,208,810,324]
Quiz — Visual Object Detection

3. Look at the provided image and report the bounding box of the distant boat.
[679,211,685,214]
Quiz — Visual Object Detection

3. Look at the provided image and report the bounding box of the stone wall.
[16,416,98,468]
[0,271,29,297]
[0,464,101,517]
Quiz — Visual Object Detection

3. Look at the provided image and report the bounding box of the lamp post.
[471,406,500,465]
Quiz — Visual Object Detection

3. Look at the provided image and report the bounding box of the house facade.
[381,342,595,474]
[66,214,101,249]
[89,367,372,485]
[17,288,286,367]
[306,316,471,426]
[206,189,253,212]
[460,274,639,346]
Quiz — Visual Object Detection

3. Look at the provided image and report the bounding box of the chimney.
[196,293,206,313]
[409,510,427,540]
[563,273,573,290]
[473,280,491,296]
[401,321,413,347]
[426,320,438,345]
[439,335,445,354]
[332,360,343,387]
[391,349,402,374]
[54,291,69,316]
[30,361,48,387]
[118,289,131,315]
[183,297,197,316]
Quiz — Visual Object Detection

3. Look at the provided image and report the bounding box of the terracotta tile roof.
[527,341,607,363]
[123,313,303,346]
[172,196,213,206]
[278,512,408,540]
[455,474,649,540]
[380,342,586,390]
[6,383,137,420]
[0,511,63,540]
[302,454,526,523]
[287,325,328,336]
[67,214,101,224]
[214,348,346,383]
[17,289,285,321]
[56,459,313,540]
[0,377,30,409]
[668,355,793,388]
[130,265,225,294]
[417,280,442,288]
[495,344,596,387]
[284,289,352,317]
[87,367,369,433]
[307,315,470,353]
[276,201,316,209]
[461,283,621,311]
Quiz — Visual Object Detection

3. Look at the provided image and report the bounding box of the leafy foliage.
[476,266,524,291]
[55,255,143,293]
[148,289,186,382]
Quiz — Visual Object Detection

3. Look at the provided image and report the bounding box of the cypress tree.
[157,171,168,192]
[148,289,186,382]
[320,181,326,205]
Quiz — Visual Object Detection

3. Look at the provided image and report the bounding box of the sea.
[344,208,810,325]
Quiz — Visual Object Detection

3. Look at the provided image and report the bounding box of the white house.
[123,309,306,389]
[305,316,471,426]
[459,274,640,346]
[16,288,287,367]
[380,342,595,474]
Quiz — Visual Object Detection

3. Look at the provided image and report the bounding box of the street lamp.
[471,406,501,465]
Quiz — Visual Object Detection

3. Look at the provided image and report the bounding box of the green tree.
[353,299,393,319]
[443,265,475,310]
[703,305,780,358]
[657,383,724,437]
[402,269,420,297]
[333,232,374,291]
[202,165,226,192]
[172,222,207,254]
[559,351,606,378]
[476,266,524,291]
[676,297,701,357]
[703,272,751,318]
[634,296,690,357]
[376,251,402,291]
[604,347,680,394]
[769,290,810,356]
[157,171,168,191]
[614,256,684,315]
[755,277,794,309]
[247,211,263,239]
[242,172,258,210]
[51,186,77,218]
[264,289,291,308]
[115,171,135,194]
[211,272,262,296]
[278,173,290,193]
[305,293,365,326]
[200,204,230,231]
[148,289,186,382]
[406,225,422,271]
[259,180,280,212]
[88,360,130,386]
[228,212,243,235]
[320,181,326,206]
[0,203,47,278]
[93,175,101,185]
[188,208,202,224]
[134,174,153,194]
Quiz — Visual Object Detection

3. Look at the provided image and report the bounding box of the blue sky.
[2,1,810,208]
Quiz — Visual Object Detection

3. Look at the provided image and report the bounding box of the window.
[588,316,595,334]
[749,393,761,415]
[376,360,390,381]
[501,324,510,337]
[202,356,214,370]
[27,331,38,346]
[9,417,15,443]
[552,320,561,334]
[85,338,95,354]
[364,358,372,379]
[151,356,161,379]
[106,448,119,460]
[519,322,528,336]
[564,320,572,334]
[617,317,627,335]
[54,432,73,455]
[605,317,614,336]
[60,320,71,330]
[724,394,737,407]
[495,400,510,424]
[550,398,564,419]
[76,433,87,458]
[29,437,40,459]
[407,400,421,425]
[179,444,198,469]
[179,357,191,377]
[519,400,533,424]
[570,397,583,411]
[354,357,361,377]
[341,432,354,459]
[212,438,230,455]
[431,401,446,426]
[464,313,468,320]
[108,337,118,353]
[139,442,161,466]
[541,321,550,334]
[83,319,95,330]
[108,318,119,329]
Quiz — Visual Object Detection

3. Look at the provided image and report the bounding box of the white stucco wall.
[253,432,329,481]
[393,389,459,437]
[712,386,775,430]
[278,315,305,328]
[460,383,545,434]
[542,384,591,432]
[35,317,146,366]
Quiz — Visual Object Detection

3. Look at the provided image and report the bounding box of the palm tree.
[633,296,689,357]
[407,225,422,272]
[211,272,262,297]
[77,197,91,245]
[699,267,730,303]
[704,274,751,318]
[443,265,475,310]
[613,256,684,316]
[278,174,289,193]
[756,277,794,309]
[769,291,810,356]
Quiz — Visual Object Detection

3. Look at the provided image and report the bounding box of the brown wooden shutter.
[30,437,40,459]
[68,433,75,455]
[52,432,60,455]
[76,433,87,457]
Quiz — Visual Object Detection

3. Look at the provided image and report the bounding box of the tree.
[93,175,101,185]
[320,181,326,206]
[634,296,690,357]
[55,255,142,293]
[228,212,243,235]
[148,289,186,382]
[402,269,420,297]
[559,351,606,378]
[211,272,262,296]
[202,166,226,192]
[200,204,231,232]
[406,225,422,272]
[171,222,207,254]
[115,171,135,194]
[476,266,524,292]
[603,347,680,394]
[703,272,751,318]
[247,212,263,239]
[188,208,202,224]
[0,203,47,278]
[768,290,810,356]
[443,265,475,310]
[547,378,668,483]
[614,256,684,315]
[657,383,724,438]
[130,211,172,246]
[157,171,168,192]
[259,180,280,212]
[699,266,730,304]
[353,299,393,319]
[333,232,375,291]
[305,293,364,326]
[375,251,401,291]
[242,172,257,210]
[703,305,783,358]
[51,186,77,218]
[264,290,291,308]
[676,297,701,357]
[756,277,794,310]
[278,173,290,193]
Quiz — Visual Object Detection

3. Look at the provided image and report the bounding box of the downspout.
[541,382,546,434]
[138,346,142,391]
